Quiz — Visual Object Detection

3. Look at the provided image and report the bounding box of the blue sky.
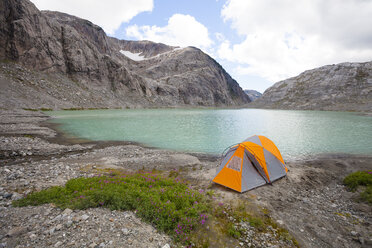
[111,0,270,92]
[32,0,372,93]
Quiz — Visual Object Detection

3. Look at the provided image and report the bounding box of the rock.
[4,193,12,199]
[62,208,73,216]
[7,227,28,237]
[359,237,365,244]
[121,228,130,235]
[244,90,262,101]
[65,220,73,228]
[162,244,170,248]
[365,239,372,245]
[0,0,250,109]
[351,231,358,236]
[55,224,63,231]
[29,233,37,240]
[250,61,372,111]
[54,241,63,247]
[81,214,89,221]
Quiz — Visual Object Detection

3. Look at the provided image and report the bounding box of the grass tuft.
[344,170,372,204]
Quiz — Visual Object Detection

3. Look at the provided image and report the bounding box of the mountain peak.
[0,0,249,109]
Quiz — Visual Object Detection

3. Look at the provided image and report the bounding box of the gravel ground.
[0,109,371,248]
[0,206,171,248]
[187,157,372,248]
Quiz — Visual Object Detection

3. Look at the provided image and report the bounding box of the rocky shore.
[0,109,371,248]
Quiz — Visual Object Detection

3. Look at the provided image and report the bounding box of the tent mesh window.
[226,156,242,171]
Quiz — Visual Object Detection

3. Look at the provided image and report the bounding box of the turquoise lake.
[49,109,372,160]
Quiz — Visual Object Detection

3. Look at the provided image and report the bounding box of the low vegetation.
[14,171,209,246]
[13,170,298,247]
[23,108,53,111]
[343,170,372,204]
[221,202,299,246]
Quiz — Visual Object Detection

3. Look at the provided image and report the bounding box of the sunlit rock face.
[250,62,372,112]
[0,0,250,109]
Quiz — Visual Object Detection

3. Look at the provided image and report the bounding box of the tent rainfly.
[213,135,288,193]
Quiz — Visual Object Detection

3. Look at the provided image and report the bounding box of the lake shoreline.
[46,107,372,159]
[1,109,371,248]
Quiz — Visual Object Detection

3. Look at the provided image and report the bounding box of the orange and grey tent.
[213,135,288,193]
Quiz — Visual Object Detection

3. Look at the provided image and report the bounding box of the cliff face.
[250,62,372,112]
[244,90,262,101]
[0,0,250,109]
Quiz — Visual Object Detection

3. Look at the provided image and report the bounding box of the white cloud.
[31,0,153,35]
[219,0,372,82]
[126,14,213,50]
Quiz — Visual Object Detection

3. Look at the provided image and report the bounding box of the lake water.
[49,108,372,160]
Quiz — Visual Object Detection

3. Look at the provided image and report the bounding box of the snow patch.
[120,47,185,61]
[120,50,145,61]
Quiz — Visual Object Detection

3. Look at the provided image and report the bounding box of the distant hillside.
[244,90,262,101]
[0,0,250,109]
[249,62,372,112]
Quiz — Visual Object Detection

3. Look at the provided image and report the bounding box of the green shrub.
[13,172,210,245]
[343,171,372,191]
[227,223,241,238]
[360,185,372,204]
[344,171,372,204]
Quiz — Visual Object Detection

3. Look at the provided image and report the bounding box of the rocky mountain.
[250,62,372,111]
[244,90,262,101]
[0,0,250,109]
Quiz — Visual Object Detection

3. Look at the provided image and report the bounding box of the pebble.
[62,208,73,216]
[122,228,130,235]
[65,220,73,228]
[4,193,12,199]
[81,214,90,221]
[55,224,63,231]
[29,233,37,240]
[7,227,27,237]
[54,241,63,247]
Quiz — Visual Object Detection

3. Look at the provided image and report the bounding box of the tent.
[212,135,288,193]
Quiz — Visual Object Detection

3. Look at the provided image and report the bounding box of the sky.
[31,0,372,93]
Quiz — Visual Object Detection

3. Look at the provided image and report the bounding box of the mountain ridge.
[249,61,372,112]
[0,0,250,109]
[244,89,262,101]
